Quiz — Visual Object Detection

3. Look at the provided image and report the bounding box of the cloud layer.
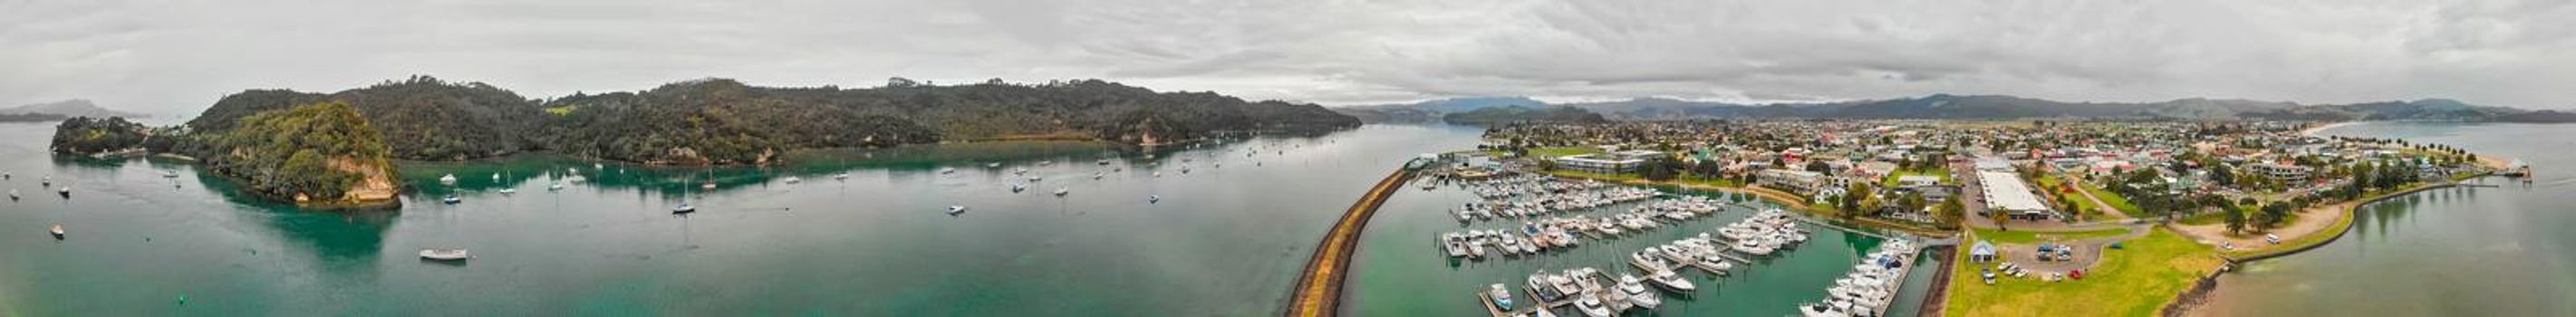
[4,0,2572,115]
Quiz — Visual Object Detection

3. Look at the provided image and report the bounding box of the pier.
[1285,168,1415,317]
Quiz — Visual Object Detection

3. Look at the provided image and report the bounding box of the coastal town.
[1356,119,2527,316]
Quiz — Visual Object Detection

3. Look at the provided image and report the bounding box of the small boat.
[1028,176,1044,182]
[1489,283,1515,311]
[49,224,64,239]
[7,189,15,201]
[547,182,565,191]
[1092,172,1104,180]
[1148,195,1160,204]
[671,203,697,214]
[440,196,461,204]
[489,173,499,180]
[784,177,802,184]
[986,162,1002,168]
[945,206,968,215]
[56,187,71,197]
[700,181,717,190]
[497,188,517,195]
[940,167,957,175]
[1053,187,1070,197]
[835,173,851,180]
[1618,274,1661,309]
[1096,158,1110,166]
[162,170,178,178]
[1153,172,1163,178]
[1010,183,1028,193]
[439,174,458,185]
[419,248,470,261]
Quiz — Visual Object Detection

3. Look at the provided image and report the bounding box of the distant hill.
[0,113,70,122]
[178,76,1357,165]
[1333,96,1548,123]
[1442,106,1608,125]
[3,100,147,119]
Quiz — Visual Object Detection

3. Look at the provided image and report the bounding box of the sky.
[4,0,2573,116]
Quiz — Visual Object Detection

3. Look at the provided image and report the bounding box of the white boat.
[986,162,1002,168]
[548,182,564,191]
[419,248,470,261]
[1646,269,1696,293]
[490,173,499,180]
[49,224,64,239]
[784,177,802,184]
[946,206,968,215]
[1617,274,1661,310]
[1053,187,1069,197]
[835,173,851,180]
[440,196,461,204]
[1800,303,1849,317]
[1010,184,1028,193]
[1096,158,1111,166]
[162,170,178,178]
[1489,283,1516,311]
[497,188,517,195]
[56,187,69,197]
[1442,234,1469,257]
[7,189,16,201]
[671,203,697,214]
[940,167,956,174]
[1148,195,1161,204]
[700,181,717,190]
[1028,176,1044,182]
[439,174,458,185]
[1574,294,1615,317]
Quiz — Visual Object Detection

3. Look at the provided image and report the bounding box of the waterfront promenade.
[1284,168,1414,316]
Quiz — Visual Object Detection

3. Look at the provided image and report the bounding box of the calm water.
[1346,181,1941,316]
[2204,122,2576,316]
[0,122,1491,315]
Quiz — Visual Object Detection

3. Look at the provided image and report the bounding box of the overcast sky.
[5,0,2572,115]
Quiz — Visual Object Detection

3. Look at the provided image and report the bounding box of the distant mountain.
[3,100,147,119]
[1333,96,1548,123]
[0,113,70,122]
[2495,110,2576,123]
[1442,106,1608,125]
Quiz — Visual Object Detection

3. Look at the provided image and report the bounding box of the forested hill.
[187,76,547,160]
[178,76,1358,165]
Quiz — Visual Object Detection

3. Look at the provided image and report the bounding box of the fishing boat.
[440,195,461,204]
[419,248,470,261]
[671,203,697,214]
[1645,269,1696,293]
[1053,187,1070,197]
[946,206,968,215]
[439,174,458,185]
[49,225,64,239]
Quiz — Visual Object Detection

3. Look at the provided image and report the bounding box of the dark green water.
[0,123,1492,315]
[2204,122,2576,316]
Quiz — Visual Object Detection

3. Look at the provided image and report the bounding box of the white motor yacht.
[671,203,697,214]
[1574,293,1615,317]
[1617,274,1661,310]
[1646,269,1696,293]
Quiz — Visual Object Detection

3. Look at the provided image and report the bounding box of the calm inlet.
[0,123,1487,315]
[2197,122,2576,316]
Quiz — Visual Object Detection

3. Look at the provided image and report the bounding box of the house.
[2248,162,2312,183]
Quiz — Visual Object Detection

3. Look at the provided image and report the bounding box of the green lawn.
[1529,146,1602,158]
[1947,228,2224,317]
[2074,179,2142,216]
[1970,227,2131,245]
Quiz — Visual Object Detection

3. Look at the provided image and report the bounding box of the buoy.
[178,294,188,305]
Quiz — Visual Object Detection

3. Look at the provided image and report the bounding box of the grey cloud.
[2,0,2572,115]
